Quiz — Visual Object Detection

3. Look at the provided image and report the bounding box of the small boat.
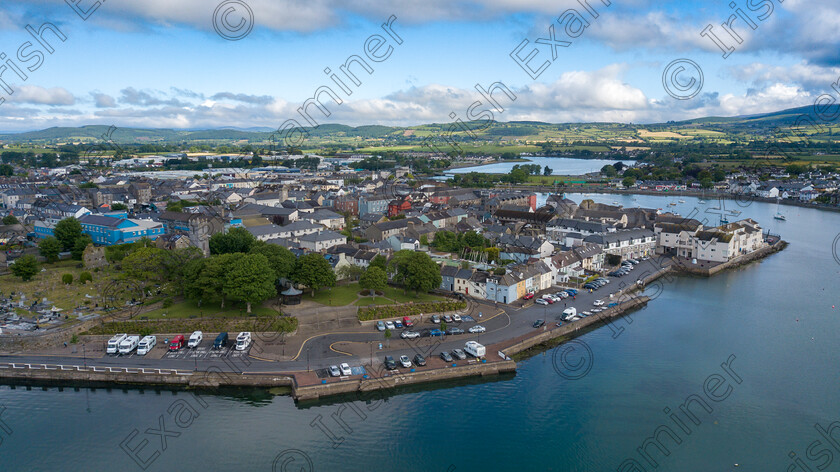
[612,201,619,205]
[669,202,677,206]
[720,218,729,224]
[774,213,786,221]
[728,209,741,215]
[698,200,707,204]
[678,199,685,203]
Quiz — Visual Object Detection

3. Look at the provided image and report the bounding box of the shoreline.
[0,243,787,402]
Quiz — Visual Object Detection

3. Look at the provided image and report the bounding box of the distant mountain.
[1,105,833,144]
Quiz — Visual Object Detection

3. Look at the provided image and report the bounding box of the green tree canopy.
[71,234,92,260]
[360,266,387,295]
[389,250,441,294]
[601,165,618,177]
[185,253,238,308]
[209,227,256,255]
[54,217,82,251]
[292,253,337,296]
[249,240,297,280]
[122,247,168,284]
[2,215,18,225]
[38,236,62,263]
[369,254,387,271]
[10,255,39,281]
[223,253,276,313]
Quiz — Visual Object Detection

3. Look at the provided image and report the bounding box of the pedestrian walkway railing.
[0,362,193,376]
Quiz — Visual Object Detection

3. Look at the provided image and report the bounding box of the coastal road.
[0,259,664,374]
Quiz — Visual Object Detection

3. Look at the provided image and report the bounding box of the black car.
[384,355,397,370]
[440,351,453,362]
[413,354,426,366]
[446,327,464,335]
[533,319,545,328]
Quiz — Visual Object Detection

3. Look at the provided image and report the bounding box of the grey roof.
[79,214,122,227]
[299,230,345,242]
[455,268,473,279]
[584,228,654,244]
[281,220,323,232]
[246,224,283,237]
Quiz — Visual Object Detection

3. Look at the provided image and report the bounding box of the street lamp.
[82,343,87,368]
[307,348,311,372]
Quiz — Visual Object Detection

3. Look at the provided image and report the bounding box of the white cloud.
[8,86,75,106]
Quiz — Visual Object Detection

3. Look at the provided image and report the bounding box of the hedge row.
[83,316,298,336]
[358,300,467,321]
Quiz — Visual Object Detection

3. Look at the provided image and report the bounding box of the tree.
[209,227,256,255]
[440,321,447,333]
[71,235,92,260]
[79,271,92,284]
[384,328,392,346]
[38,236,62,263]
[249,240,296,280]
[223,253,276,313]
[370,254,387,271]
[601,165,618,177]
[2,215,18,225]
[360,266,387,298]
[336,264,365,281]
[122,247,168,284]
[622,176,636,188]
[543,166,553,176]
[163,246,203,294]
[391,251,442,294]
[62,273,74,284]
[54,218,82,251]
[10,255,39,281]
[486,247,500,263]
[111,203,128,211]
[185,254,236,308]
[292,253,336,296]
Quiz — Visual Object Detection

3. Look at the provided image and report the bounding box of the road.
[0,259,665,376]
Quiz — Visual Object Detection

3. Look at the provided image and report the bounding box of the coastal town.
[0,149,789,399]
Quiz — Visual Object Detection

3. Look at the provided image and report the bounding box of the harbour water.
[1,193,838,471]
[445,157,635,176]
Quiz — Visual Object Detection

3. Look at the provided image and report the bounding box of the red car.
[542,296,555,304]
[402,316,414,327]
[523,293,535,300]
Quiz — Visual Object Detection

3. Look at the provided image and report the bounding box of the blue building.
[34,214,164,246]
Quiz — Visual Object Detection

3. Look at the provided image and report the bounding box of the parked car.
[169,334,186,351]
[447,327,464,335]
[235,332,251,351]
[384,356,397,370]
[468,325,486,333]
[431,315,441,324]
[533,319,545,328]
[557,292,569,299]
[464,341,486,358]
[413,354,426,366]
[385,321,396,330]
[376,321,385,331]
[400,330,420,339]
[523,292,535,300]
[451,349,467,360]
[394,320,403,329]
[339,363,352,376]
[213,332,228,349]
[452,314,462,322]
[399,355,412,368]
[137,336,156,356]
[440,351,453,362]
[566,289,578,296]
[535,298,549,306]
[329,365,341,377]
[429,329,443,337]
[542,296,554,304]
[188,331,203,348]
[402,316,414,327]
[593,299,605,306]
[442,315,453,323]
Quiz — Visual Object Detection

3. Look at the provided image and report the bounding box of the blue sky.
[0,0,837,132]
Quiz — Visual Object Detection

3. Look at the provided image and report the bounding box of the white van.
[106,333,127,355]
[137,336,156,355]
[118,335,140,355]
[188,331,203,348]
[464,341,486,358]
[235,332,251,351]
[562,307,577,321]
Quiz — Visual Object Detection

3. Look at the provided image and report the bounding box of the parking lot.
[162,342,250,360]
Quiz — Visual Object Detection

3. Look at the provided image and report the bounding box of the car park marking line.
[329,342,357,356]
[291,331,378,361]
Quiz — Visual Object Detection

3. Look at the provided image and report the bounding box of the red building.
[333,196,359,216]
[387,197,412,217]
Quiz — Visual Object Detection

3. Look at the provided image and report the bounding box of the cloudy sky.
[0,0,837,132]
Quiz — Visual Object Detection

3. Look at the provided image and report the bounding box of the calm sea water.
[446,157,635,176]
[1,193,839,472]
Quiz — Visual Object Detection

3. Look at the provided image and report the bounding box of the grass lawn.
[308,283,363,306]
[382,286,446,303]
[140,299,278,319]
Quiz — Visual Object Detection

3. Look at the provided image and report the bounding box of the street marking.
[329,342,355,356]
[291,330,379,361]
